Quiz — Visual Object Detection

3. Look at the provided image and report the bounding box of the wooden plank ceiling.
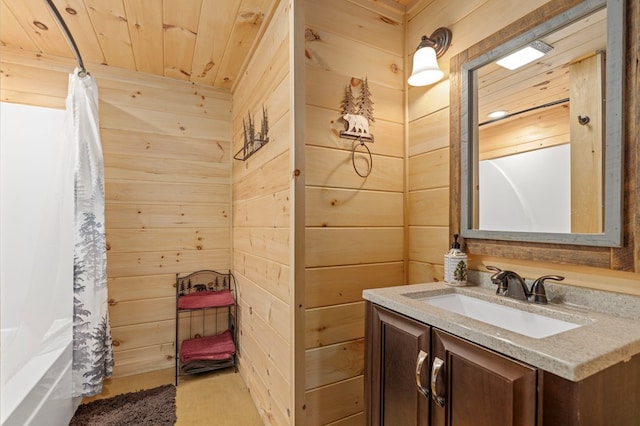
[1,0,412,90]
[477,7,606,122]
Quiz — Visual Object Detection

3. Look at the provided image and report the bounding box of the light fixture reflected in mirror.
[495,40,553,70]
[488,110,508,119]
[408,28,452,87]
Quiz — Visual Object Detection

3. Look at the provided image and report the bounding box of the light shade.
[407,29,452,87]
[408,46,444,86]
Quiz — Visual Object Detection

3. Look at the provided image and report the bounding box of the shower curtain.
[66,68,114,397]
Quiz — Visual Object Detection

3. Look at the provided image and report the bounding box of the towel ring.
[351,139,372,178]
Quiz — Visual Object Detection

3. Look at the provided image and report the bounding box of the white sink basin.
[422,293,582,338]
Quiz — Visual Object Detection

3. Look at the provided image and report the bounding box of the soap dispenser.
[444,234,467,286]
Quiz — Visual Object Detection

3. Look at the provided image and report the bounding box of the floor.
[84,367,263,425]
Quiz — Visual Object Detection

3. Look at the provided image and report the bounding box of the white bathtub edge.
[1,342,78,426]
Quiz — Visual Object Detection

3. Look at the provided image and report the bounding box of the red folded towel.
[180,330,236,363]
[178,289,234,310]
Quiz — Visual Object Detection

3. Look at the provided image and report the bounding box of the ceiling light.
[496,40,553,70]
[408,28,452,87]
[488,110,508,119]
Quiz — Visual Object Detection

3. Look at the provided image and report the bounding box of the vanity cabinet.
[430,328,537,426]
[365,303,537,426]
[365,302,431,426]
[366,301,640,426]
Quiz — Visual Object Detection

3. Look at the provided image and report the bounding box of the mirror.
[460,0,624,246]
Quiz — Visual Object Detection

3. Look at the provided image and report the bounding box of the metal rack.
[175,270,237,384]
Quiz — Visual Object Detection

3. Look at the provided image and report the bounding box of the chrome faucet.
[487,266,564,304]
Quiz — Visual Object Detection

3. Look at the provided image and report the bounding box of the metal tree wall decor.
[234,106,269,161]
[340,77,374,142]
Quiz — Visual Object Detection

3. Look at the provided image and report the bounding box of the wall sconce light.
[408,28,452,87]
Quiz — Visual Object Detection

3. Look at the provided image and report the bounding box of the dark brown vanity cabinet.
[430,328,537,426]
[365,302,431,426]
[366,301,640,426]
[366,303,536,426]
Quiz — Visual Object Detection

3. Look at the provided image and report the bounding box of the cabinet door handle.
[431,356,446,407]
[415,349,430,398]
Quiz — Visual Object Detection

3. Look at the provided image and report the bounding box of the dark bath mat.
[69,384,176,426]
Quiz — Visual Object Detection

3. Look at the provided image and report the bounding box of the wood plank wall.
[0,47,233,377]
[406,0,550,284]
[407,0,640,295]
[304,1,405,424]
[3,2,638,422]
[231,1,294,424]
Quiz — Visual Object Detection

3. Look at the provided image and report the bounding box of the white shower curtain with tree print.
[66,69,114,397]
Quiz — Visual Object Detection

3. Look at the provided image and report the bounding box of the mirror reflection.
[459,0,624,247]
[474,8,606,234]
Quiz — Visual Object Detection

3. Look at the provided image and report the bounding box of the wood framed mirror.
[449,0,639,270]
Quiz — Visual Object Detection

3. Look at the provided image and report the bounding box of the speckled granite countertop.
[363,281,640,382]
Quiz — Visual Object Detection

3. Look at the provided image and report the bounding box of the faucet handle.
[531,275,564,304]
[486,266,506,295]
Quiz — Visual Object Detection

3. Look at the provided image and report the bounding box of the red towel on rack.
[180,330,236,363]
[178,289,234,310]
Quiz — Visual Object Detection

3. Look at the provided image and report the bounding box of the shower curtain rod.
[478,97,570,127]
[44,0,87,77]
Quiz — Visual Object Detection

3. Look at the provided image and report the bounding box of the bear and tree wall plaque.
[340,77,374,177]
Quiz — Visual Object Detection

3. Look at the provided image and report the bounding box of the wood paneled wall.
[4,1,638,422]
[304,0,405,423]
[407,0,640,295]
[0,47,233,377]
[231,1,296,424]
[406,0,551,284]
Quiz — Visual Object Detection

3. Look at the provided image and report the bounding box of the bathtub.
[1,319,81,426]
[1,102,80,425]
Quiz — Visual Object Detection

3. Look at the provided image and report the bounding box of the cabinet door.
[366,303,430,426]
[430,329,538,426]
